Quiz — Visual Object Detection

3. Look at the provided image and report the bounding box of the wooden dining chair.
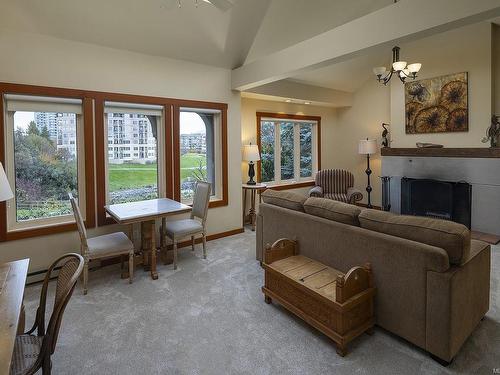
[10,253,84,375]
[69,193,134,294]
[162,181,211,269]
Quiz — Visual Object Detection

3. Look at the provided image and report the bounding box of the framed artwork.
[405,72,468,134]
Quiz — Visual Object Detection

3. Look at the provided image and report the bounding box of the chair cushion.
[10,335,43,375]
[324,193,349,203]
[358,209,471,265]
[261,189,306,212]
[304,197,361,226]
[164,219,203,238]
[86,232,134,258]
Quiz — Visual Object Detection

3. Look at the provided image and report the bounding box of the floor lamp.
[358,139,377,209]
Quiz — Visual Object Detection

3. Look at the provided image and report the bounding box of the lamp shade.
[358,139,377,155]
[0,162,14,202]
[243,144,260,162]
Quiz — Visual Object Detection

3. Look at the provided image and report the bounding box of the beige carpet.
[24,230,499,374]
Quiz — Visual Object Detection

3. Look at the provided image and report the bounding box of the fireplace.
[400,177,472,228]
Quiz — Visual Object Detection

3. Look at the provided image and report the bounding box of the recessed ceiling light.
[304,101,311,105]
[285,99,292,103]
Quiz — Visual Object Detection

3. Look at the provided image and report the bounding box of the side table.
[242,183,267,231]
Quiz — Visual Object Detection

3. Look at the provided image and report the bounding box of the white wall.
[0,30,242,272]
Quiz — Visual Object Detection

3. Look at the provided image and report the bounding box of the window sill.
[266,181,315,191]
[2,220,92,241]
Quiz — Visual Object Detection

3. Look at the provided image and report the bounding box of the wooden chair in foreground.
[10,253,83,375]
[69,193,134,294]
[161,181,211,270]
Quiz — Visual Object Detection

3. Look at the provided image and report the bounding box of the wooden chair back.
[191,181,211,227]
[69,192,88,249]
[28,254,83,359]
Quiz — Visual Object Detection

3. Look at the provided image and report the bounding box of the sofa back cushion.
[303,197,361,226]
[261,189,306,212]
[358,209,470,265]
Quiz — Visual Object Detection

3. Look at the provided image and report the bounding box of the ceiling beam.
[232,0,500,91]
[245,80,352,107]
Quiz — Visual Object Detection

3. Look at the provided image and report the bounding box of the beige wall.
[494,24,500,114]
[335,80,391,207]
[391,22,493,148]
[0,30,242,272]
[332,22,495,206]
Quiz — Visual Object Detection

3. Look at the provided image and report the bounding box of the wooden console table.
[242,183,267,231]
[0,259,29,374]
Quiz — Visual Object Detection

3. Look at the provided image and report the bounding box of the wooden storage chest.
[262,238,376,356]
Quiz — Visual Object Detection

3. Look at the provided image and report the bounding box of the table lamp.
[0,162,13,202]
[358,139,377,208]
[243,143,260,185]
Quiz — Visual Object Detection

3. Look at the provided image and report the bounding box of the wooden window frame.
[173,102,228,209]
[95,94,173,226]
[0,82,229,237]
[0,83,95,241]
[256,112,321,190]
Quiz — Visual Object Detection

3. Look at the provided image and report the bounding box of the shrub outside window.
[3,95,86,231]
[259,117,318,185]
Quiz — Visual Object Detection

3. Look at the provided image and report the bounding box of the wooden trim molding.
[256,112,322,184]
[268,181,315,191]
[0,81,230,238]
[0,83,96,241]
[381,147,500,158]
[99,227,244,268]
[173,102,229,208]
[96,94,176,226]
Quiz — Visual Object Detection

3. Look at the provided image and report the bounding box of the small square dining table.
[105,198,191,279]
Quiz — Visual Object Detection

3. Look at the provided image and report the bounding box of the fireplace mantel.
[381,147,500,158]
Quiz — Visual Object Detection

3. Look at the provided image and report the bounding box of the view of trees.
[260,120,313,183]
[300,123,313,178]
[14,120,77,221]
[260,122,275,182]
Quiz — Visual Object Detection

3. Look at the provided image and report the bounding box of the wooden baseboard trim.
[100,227,245,267]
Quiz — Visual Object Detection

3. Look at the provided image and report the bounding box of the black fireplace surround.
[401,177,472,229]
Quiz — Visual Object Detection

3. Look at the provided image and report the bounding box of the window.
[177,107,222,205]
[103,102,165,205]
[258,113,320,186]
[3,94,86,231]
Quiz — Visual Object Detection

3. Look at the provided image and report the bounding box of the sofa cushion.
[358,209,470,265]
[303,197,361,226]
[261,189,306,212]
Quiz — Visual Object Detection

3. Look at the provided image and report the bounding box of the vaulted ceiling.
[0,0,391,69]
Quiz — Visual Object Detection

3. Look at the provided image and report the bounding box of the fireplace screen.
[401,177,472,228]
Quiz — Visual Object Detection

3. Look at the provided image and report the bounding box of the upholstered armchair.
[309,169,363,204]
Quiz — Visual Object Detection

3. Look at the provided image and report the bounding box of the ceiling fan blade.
[206,0,234,11]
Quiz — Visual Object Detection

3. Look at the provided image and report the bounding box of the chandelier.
[177,0,212,7]
[373,46,422,85]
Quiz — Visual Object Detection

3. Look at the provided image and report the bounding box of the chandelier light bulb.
[407,63,422,73]
[392,61,407,71]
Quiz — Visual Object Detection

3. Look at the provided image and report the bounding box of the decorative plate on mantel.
[405,72,468,134]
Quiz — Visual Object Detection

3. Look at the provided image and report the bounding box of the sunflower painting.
[405,72,468,134]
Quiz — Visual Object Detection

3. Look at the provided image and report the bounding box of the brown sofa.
[256,190,490,364]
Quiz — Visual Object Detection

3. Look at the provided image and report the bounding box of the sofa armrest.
[426,240,490,362]
[347,187,363,203]
[309,186,324,197]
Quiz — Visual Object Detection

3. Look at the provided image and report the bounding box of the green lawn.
[108,153,206,191]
